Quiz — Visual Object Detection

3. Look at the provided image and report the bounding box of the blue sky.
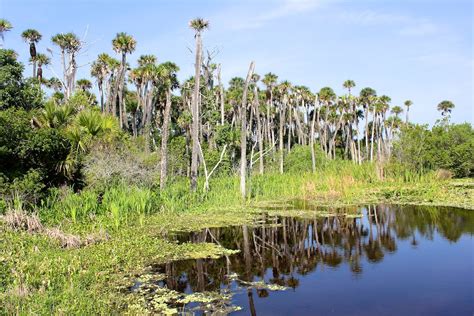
[2,0,472,125]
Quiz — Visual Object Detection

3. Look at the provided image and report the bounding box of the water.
[133,204,474,315]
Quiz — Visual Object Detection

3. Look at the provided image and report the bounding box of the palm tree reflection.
[157,204,471,301]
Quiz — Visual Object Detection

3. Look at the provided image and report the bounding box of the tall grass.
[33,160,449,228]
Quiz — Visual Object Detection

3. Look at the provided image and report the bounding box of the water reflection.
[142,204,474,314]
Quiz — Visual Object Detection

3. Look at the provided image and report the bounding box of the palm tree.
[21,29,42,77]
[91,56,107,112]
[137,54,156,67]
[391,105,403,119]
[91,53,119,113]
[252,73,265,175]
[359,87,377,160]
[373,95,390,160]
[278,80,292,173]
[0,19,13,46]
[158,61,180,190]
[189,18,209,191]
[51,33,68,91]
[318,86,336,157]
[240,61,255,198]
[76,78,92,92]
[390,106,403,134]
[33,53,50,83]
[404,100,413,124]
[112,32,136,129]
[51,32,81,99]
[437,100,455,117]
[45,77,63,92]
[343,80,356,96]
[262,72,278,151]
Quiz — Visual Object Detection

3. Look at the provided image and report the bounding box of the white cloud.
[213,0,323,31]
[399,21,438,36]
[338,10,410,25]
[337,9,439,37]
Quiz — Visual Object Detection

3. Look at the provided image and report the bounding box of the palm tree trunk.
[160,88,172,190]
[131,111,137,137]
[310,104,317,173]
[279,97,287,174]
[364,107,369,160]
[240,62,255,198]
[190,32,202,191]
[218,64,225,125]
[370,109,376,161]
[287,105,292,153]
[356,118,362,164]
[254,86,264,175]
[99,83,104,112]
[33,60,37,79]
[60,49,67,98]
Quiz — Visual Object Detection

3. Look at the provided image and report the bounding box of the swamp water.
[129,204,473,315]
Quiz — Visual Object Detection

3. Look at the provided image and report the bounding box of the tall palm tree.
[0,19,13,46]
[359,87,377,160]
[437,100,455,117]
[252,73,265,175]
[262,72,278,150]
[404,100,413,124]
[373,95,390,160]
[51,32,81,99]
[65,33,81,95]
[158,61,180,190]
[112,32,136,129]
[51,33,68,92]
[343,79,356,96]
[33,53,50,82]
[240,61,255,198]
[278,80,292,173]
[91,55,108,112]
[21,29,42,77]
[189,18,209,191]
[390,106,403,132]
[391,105,403,119]
[318,86,336,157]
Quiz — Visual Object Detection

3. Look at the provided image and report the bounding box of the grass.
[1,161,473,314]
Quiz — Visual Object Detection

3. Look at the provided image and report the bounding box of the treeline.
[0,18,472,206]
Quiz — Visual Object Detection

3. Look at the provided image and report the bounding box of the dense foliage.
[392,123,474,177]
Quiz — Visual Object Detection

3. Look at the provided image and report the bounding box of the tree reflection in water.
[144,204,473,313]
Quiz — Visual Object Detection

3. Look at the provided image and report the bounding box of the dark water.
[138,204,474,315]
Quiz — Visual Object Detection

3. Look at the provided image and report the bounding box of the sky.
[1,0,473,125]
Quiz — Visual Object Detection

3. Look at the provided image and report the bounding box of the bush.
[83,140,160,189]
[0,49,43,110]
[426,124,474,177]
[0,108,70,203]
[392,123,474,177]
[284,145,326,173]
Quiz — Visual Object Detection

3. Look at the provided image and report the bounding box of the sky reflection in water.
[148,204,474,315]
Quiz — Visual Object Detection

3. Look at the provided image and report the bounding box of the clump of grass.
[44,228,82,249]
[435,169,453,180]
[4,209,43,233]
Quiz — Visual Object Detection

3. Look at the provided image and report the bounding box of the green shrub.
[284,145,326,173]
[392,123,474,177]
